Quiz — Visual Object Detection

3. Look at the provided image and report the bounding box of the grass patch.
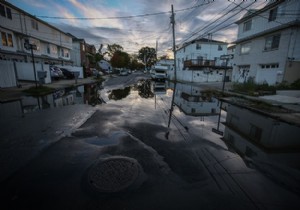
[93,75,105,82]
[23,85,55,96]
[232,79,300,96]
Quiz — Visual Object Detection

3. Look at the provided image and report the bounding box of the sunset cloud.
[7,0,268,56]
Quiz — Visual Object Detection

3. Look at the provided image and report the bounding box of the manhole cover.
[88,156,141,193]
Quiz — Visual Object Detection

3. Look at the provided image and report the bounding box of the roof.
[235,0,285,24]
[2,1,71,38]
[176,38,227,51]
[190,38,227,45]
[66,33,85,42]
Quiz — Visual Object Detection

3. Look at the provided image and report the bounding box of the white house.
[98,60,112,73]
[232,0,300,85]
[0,1,73,65]
[170,38,230,83]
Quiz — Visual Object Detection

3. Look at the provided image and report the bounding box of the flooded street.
[1,74,300,209]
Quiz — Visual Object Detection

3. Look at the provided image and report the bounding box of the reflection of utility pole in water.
[167,83,177,128]
[154,94,156,109]
[167,4,177,128]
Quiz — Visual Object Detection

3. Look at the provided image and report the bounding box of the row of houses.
[163,0,300,168]
[169,0,300,86]
[0,1,96,80]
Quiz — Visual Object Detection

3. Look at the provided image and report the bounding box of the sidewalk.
[0,77,103,103]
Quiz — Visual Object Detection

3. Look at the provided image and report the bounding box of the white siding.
[232,0,300,85]
[0,2,72,61]
[237,1,300,41]
[176,42,227,71]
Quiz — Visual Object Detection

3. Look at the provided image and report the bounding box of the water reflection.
[152,81,167,95]
[135,79,154,98]
[0,83,103,118]
[108,86,131,100]
[168,82,220,116]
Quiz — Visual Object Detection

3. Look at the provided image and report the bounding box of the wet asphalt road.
[1,73,300,209]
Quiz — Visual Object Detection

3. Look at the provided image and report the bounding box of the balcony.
[183,59,231,70]
[184,59,215,68]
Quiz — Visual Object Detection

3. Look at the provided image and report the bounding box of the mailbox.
[37,71,47,84]
[73,72,80,84]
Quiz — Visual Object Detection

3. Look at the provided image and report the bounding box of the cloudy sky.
[7,0,268,57]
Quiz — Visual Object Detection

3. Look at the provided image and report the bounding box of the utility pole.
[24,39,38,88]
[155,39,158,60]
[168,4,177,128]
[171,4,177,81]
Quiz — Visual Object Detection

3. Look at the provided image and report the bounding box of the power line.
[230,0,298,27]
[178,2,245,45]
[28,2,214,20]
[185,4,238,42]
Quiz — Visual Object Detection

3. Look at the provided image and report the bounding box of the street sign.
[31,44,37,50]
[24,42,30,50]
[24,39,37,50]
[220,54,234,60]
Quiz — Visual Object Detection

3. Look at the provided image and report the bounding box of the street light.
[24,39,38,88]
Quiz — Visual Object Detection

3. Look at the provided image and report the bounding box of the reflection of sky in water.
[101,80,227,149]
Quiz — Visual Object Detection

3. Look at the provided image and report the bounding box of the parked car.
[92,68,103,77]
[50,66,64,80]
[119,69,128,76]
[60,68,75,79]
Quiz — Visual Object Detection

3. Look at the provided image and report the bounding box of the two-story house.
[70,34,96,72]
[232,0,300,85]
[0,1,73,65]
[171,38,230,83]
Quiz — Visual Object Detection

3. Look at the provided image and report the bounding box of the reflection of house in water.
[0,100,24,118]
[173,83,220,116]
[221,95,300,168]
[0,84,100,118]
[151,81,166,95]
[53,89,74,107]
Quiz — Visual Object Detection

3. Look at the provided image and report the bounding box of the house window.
[228,134,235,145]
[218,45,223,51]
[240,42,251,54]
[1,32,7,46]
[249,124,262,142]
[229,113,239,125]
[260,63,279,69]
[196,43,201,50]
[31,19,39,30]
[7,33,13,47]
[6,7,12,19]
[264,34,280,51]
[1,32,13,47]
[47,44,50,54]
[243,19,252,32]
[269,7,278,22]
[0,4,5,17]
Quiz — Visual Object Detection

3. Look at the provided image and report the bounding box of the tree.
[137,47,157,69]
[158,55,169,60]
[105,44,124,58]
[110,51,130,68]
